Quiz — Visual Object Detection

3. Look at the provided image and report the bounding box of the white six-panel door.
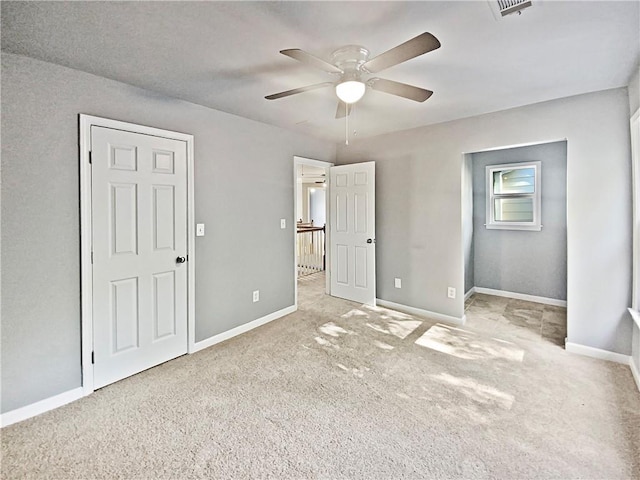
[91,126,188,389]
[330,162,376,305]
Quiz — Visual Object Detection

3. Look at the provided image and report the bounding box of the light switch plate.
[280,219,286,229]
[394,278,402,288]
[196,223,205,236]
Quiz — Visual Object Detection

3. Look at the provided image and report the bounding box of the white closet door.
[91,126,188,389]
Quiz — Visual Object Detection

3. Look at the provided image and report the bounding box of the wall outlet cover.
[447,287,456,299]
[253,290,260,302]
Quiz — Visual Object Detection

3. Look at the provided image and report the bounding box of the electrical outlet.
[394,278,402,288]
[447,287,456,299]
[253,290,260,302]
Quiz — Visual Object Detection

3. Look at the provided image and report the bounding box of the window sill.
[485,224,542,232]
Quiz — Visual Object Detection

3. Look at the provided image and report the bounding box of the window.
[486,161,541,231]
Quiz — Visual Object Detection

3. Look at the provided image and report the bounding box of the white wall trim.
[464,287,476,301]
[473,287,567,307]
[1,387,85,428]
[629,308,640,329]
[565,342,631,365]
[462,138,568,155]
[376,299,466,326]
[2,304,295,427]
[191,305,296,353]
[630,109,639,310]
[79,114,196,395]
[630,357,640,392]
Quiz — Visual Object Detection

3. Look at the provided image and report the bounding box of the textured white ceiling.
[2,1,639,143]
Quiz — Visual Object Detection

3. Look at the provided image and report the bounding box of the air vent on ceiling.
[497,0,532,16]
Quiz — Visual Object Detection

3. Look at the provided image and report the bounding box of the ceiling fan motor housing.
[331,45,370,80]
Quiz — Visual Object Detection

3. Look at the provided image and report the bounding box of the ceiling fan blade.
[362,32,441,74]
[368,78,433,102]
[280,49,343,74]
[335,102,352,119]
[265,82,333,100]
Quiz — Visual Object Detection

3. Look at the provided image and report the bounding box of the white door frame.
[631,108,640,310]
[293,156,333,307]
[79,114,196,395]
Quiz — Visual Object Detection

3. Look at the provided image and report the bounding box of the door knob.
[366,238,376,244]
[176,256,186,264]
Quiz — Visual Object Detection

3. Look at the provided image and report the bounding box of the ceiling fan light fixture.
[335,81,365,104]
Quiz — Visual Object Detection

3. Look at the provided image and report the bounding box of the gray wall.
[471,142,567,300]
[1,53,335,413]
[337,88,632,355]
[629,64,640,114]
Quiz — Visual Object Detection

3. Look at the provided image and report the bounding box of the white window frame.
[486,161,541,231]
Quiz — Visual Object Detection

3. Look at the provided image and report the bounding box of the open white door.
[91,126,188,389]
[329,162,376,305]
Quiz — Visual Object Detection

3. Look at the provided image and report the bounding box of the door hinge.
[91,251,94,264]
[91,351,95,364]
[88,151,92,164]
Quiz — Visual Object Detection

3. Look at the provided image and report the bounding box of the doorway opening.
[294,157,333,307]
[462,140,568,345]
[293,157,377,308]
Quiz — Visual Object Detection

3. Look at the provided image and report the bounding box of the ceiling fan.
[265,32,441,118]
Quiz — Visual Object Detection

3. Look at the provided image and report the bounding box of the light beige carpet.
[2,274,639,479]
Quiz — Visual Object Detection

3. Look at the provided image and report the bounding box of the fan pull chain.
[352,103,357,139]
[345,103,349,146]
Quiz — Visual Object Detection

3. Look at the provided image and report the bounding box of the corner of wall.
[628,63,640,114]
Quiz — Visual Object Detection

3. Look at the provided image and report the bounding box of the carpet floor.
[2,273,639,479]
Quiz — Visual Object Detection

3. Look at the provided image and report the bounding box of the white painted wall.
[309,187,326,226]
[337,88,632,355]
[296,166,304,222]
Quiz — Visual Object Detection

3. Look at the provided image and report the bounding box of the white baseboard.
[376,299,466,326]
[630,358,640,392]
[2,305,298,427]
[1,387,85,428]
[565,342,631,365]
[192,305,297,353]
[464,288,476,301]
[473,287,567,307]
